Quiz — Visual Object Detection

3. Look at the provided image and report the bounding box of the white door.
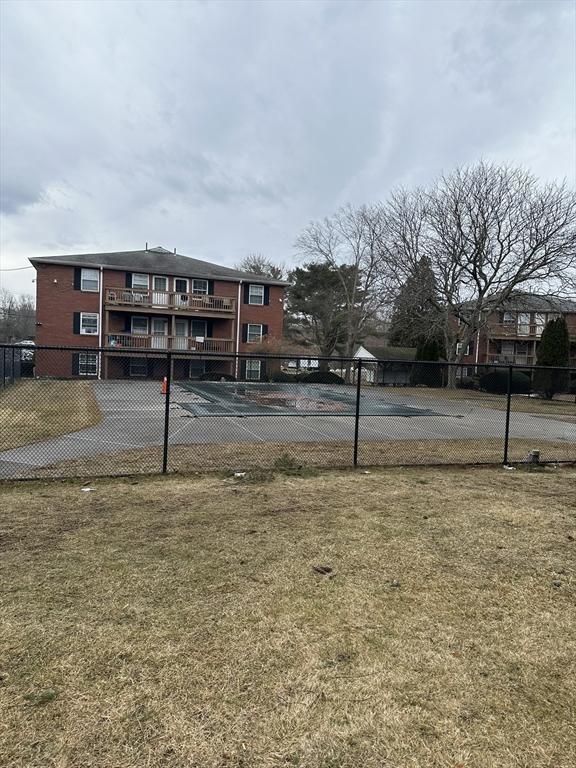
[174,319,188,350]
[534,313,546,337]
[518,312,530,336]
[153,276,168,306]
[151,318,168,349]
[174,278,189,307]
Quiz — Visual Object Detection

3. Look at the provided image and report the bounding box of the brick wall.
[34,262,285,377]
[238,284,284,352]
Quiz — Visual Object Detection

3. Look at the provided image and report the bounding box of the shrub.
[269,371,298,383]
[410,362,444,388]
[299,370,345,385]
[457,376,479,390]
[479,370,531,394]
[533,317,570,399]
[199,372,236,381]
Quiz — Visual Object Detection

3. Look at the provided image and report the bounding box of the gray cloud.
[1,0,574,295]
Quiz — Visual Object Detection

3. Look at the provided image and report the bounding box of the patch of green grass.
[23,690,59,707]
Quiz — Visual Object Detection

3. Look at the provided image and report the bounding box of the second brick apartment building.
[31,246,288,380]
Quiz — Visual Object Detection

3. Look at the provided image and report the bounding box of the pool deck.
[0,380,574,477]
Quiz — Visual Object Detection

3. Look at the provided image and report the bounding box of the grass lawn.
[1,466,575,767]
[398,387,576,418]
[21,437,575,479]
[0,380,101,451]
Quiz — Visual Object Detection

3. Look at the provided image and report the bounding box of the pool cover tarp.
[176,382,441,418]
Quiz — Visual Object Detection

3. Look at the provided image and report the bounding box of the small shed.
[353,344,417,385]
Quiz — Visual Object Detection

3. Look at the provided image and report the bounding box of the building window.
[131,317,149,335]
[78,353,98,377]
[246,359,261,380]
[456,341,472,356]
[247,323,263,343]
[132,273,149,289]
[129,358,148,377]
[248,284,264,305]
[80,312,99,335]
[192,279,209,294]
[81,268,99,292]
[502,311,515,325]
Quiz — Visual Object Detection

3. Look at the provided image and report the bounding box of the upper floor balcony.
[104,287,236,316]
[487,321,576,340]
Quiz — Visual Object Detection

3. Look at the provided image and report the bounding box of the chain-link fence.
[1,344,574,479]
[1,345,25,390]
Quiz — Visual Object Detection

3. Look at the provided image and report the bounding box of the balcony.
[487,322,576,340]
[487,354,536,366]
[487,322,544,339]
[105,334,234,353]
[105,288,236,315]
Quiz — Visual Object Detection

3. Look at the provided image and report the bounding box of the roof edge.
[28,255,290,286]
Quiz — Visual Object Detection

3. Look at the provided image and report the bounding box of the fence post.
[11,346,15,385]
[2,348,5,389]
[353,358,362,467]
[503,365,512,466]
[162,352,172,474]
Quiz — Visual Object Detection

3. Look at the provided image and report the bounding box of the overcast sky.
[1,0,575,295]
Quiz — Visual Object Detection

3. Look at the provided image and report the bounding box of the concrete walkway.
[1,381,574,477]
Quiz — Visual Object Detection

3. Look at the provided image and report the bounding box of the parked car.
[13,340,35,362]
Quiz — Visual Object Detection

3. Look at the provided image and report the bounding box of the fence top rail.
[1,343,575,372]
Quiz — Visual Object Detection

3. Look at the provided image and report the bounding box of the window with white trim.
[246,359,261,380]
[132,273,149,289]
[192,279,209,294]
[248,284,264,305]
[78,353,98,377]
[247,323,263,343]
[456,341,472,356]
[131,317,149,335]
[81,268,99,292]
[80,312,99,335]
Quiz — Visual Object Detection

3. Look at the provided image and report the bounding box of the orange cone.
[161,376,167,395]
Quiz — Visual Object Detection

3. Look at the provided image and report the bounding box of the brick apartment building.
[31,246,288,380]
[456,294,576,372]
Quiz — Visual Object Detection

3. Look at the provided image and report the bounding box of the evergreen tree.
[287,263,357,368]
[388,257,442,348]
[410,337,443,387]
[533,316,570,399]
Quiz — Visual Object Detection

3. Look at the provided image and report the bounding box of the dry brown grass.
[1,467,575,767]
[21,437,576,479]
[0,381,101,451]
[399,387,576,417]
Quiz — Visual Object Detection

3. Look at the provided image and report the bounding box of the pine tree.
[533,316,570,399]
[410,338,443,387]
[388,257,442,349]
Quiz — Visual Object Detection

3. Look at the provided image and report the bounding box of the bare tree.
[0,289,36,342]
[295,205,386,365]
[378,163,576,383]
[235,253,286,281]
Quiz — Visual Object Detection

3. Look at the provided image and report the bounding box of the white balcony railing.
[105,334,234,353]
[105,288,236,314]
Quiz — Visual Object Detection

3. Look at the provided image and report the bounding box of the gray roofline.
[28,250,290,286]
